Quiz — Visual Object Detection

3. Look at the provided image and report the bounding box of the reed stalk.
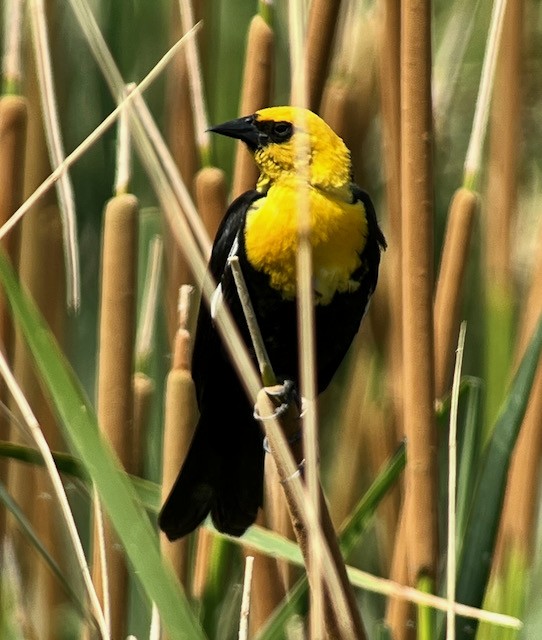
[434,188,477,398]
[232,14,274,199]
[92,193,138,640]
[160,286,198,594]
[0,95,27,545]
[194,166,227,245]
[483,0,522,439]
[400,0,438,591]
[376,0,402,437]
[304,0,343,111]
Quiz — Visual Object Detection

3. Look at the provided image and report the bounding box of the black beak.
[208,115,261,151]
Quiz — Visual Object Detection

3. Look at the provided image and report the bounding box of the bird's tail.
[159,412,264,541]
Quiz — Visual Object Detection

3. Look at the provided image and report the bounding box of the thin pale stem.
[29,0,81,310]
[447,323,467,640]
[0,349,108,638]
[463,0,507,187]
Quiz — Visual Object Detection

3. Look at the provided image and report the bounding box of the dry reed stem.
[0,96,26,258]
[376,0,403,437]
[233,15,274,198]
[194,166,227,245]
[132,373,154,476]
[192,527,213,598]
[239,555,255,640]
[160,367,198,588]
[304,0,342,111]
[327,343,371,527]
[386,503,415,640]
[493,220,542,567]
[263,459,296,589]
[245,513,286,636]
[92,194,138,640]
[0,95,27,543]
[165,13,198,341]
[434,188,477,398]
[257,387,365,640]
[400,0,438,585]
[484,0,522,290]
[9,46,66,631]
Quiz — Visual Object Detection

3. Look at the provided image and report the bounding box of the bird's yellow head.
[210,106,352,198]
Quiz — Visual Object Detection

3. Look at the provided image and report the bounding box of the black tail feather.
[159,412,264,541]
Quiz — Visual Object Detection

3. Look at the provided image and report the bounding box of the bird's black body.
[159,186,386,541]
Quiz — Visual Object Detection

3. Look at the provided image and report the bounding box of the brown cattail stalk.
[194,167,227,245]
[232,15,274,198]
[92,194,138,640]
[164,4,199,342]
[386,506,415,640]
[482,0,522,433]
[304,0,343,112]
[0,95,27,543]
[400,0,438,587]
[8,45,66,636]
[434,188,477,398]
[377,0,402,437]
[160,286,198,595]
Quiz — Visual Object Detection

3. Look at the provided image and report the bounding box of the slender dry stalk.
[434,189,477,398]
[92,194,138,640]
[245,513,287,635]
[386,505,415,640]
[8,43,66,636]
[304,0,343,111]
[0,96,27,544]
[376,0,403,439]
[0,96,26,260]
[194,166,227,245]
[400,0,438,588]
[239,555,255,640]
[29,0,80,311]
[0,349,107,638]
[232,14,274,198]
[165,8,199,341]
[160,288,198,591]
[446,323,467,640]
[483,0,522,432]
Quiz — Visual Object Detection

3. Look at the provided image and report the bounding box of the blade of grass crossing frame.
[454,315,542,639]
[0,480,93,627]
[0,249,206,640]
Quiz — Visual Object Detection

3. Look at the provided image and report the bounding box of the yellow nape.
[245,177,368,304]
[253,107,352,198]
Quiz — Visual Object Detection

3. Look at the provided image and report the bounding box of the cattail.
[194,167,227,245]
[434,188,477,398]
[232,15,274,198]
[400,0,438,590]
[92,193,138,640]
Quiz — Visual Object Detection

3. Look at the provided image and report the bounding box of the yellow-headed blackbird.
[159,106,386,540]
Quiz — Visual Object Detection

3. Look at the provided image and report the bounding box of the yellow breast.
[244,179,368,304]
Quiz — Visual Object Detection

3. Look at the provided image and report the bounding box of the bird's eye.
[271,121,293,142]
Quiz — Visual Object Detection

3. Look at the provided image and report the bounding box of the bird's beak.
[208,115,261,151]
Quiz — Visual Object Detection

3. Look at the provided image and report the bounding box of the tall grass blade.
[454,315,542,639]
[0,249,206,640]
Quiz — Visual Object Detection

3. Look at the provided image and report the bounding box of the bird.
[159,106,386,541]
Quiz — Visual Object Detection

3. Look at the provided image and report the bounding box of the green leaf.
[0,480,93,627]
[455,315,542,640]
[0,250,206,640]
